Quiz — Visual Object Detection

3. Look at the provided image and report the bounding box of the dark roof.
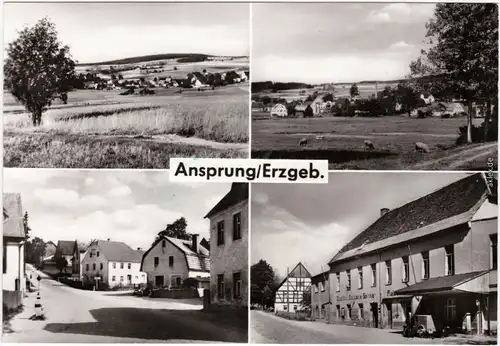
[396,271,489,295]
[288,262,312,278]
[95,240,142,263]
[3,193,25,239]
[311,271,329,283]
[200,238,210,251]
[204,183,248,219]
[252,101,264,109]
[57,240,76,255]
[331,173,488,263]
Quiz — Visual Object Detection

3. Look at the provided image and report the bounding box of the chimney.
[380,208,390,217]
[192,234,199,253]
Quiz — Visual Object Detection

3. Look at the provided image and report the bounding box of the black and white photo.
[2,169,248,343]
[4,2,250,169]
[251,172,498,344]
[251,3,498,171]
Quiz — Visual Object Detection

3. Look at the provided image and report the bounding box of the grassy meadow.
[4,82,249,168]
[251,115,496,170]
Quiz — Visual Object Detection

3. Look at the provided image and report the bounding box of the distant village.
[252,82,491,119]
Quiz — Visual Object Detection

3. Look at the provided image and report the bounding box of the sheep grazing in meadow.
[415,142,430,153]
[298,138,308,146]
[364,140,375,150]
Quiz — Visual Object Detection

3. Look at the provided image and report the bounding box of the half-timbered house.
[274,262,312,313]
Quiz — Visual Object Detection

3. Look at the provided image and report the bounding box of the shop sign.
[336,292,375,302]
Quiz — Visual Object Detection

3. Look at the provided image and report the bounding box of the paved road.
[3,266,247,343]
[250,311,437,344]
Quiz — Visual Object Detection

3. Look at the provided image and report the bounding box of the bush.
[456,121,498,145]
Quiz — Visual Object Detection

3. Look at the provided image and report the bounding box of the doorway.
[371,303,379,328]
[155,275,164,287]
[387,303,393,329]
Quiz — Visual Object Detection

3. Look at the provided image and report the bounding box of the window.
[112,276,116,282]
[86,263,89,271]
[217,221,225,245]
[336,305,341,318]
[120,262,124,269]
[162,240,166,248]
[217,274,224,299]
[120,276,124,282]
[3,245,6,274]
[358,267,363,289]
[154,257,159,267]
[346,270,351,291]
[128,263,131,270]
[358,303,364,319]
[283,305,287,311]
[90,252,93,258]
[445,298,457,322]
[445,245,455,276]
[491,234,497,270]
[100,263,103,270]
[169,256,174,267]
[347,304,352,319]
[112,262,116,269]
[402,256,409,283]
[293,305,298,311]
[385,260,392,285]
[233,272,241,298]
[93,263,96,270]
[422,251,430,279]
[336,273,340,292]
[97,251,100,257]
[233,213,242,240]
[371,264,377,287]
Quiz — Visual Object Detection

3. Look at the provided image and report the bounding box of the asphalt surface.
[250,310,437,344]
[3,266,247,343]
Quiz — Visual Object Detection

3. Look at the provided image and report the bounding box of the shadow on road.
[43,307,248,343]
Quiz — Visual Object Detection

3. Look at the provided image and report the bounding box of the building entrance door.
[388,304,393,329]
[155,275,164,287]
[371,303,379,328]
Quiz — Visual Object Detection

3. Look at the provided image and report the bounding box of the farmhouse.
[81,239,147,288]
[140,234,210,290]
[206,183,248,307]
[252,101,265,112]
[3,193,26,309]
[55,240,80,275]
[274,262,312,313]
[324,173,497,334]
[270,103,288,117]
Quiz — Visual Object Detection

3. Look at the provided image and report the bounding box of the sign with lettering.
[336,292,375,302]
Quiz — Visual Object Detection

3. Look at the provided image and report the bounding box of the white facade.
[107,261,146,287]
[274,276,312,313]
[3,241,25,293]
[271,104,288,117]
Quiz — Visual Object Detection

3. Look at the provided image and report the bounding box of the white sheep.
[298,138,308,146]
[364,140,375,150]
[415,142,430,153]
[316,135,324,140]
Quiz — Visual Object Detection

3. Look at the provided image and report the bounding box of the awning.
[382,295,413,303]
[396,271,491,296]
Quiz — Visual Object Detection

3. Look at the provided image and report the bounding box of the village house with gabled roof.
[141,234,210,290]
[55,240,79,275]
[81,239,146,288]
[325,173,497,334]
[311,270,332,321]
[274,262,312,313]
[3,193,27,308]
[206,183,248,307]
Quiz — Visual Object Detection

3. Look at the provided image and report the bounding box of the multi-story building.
[323,173,497,334]
[311,270,331,320]
[206,183,248,307]
[55,240,78,274]
[81,239,146,288]
[274,262,312,313]
[141,234,210,289]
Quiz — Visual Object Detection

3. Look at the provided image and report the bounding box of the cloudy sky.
[4,3,249,63]
[251,172,470,278]
[252,3,436,83]
[4,170,230,250]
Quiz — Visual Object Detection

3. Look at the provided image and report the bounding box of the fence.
[3,290,22,310]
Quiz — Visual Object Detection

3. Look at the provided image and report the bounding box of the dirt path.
[89,133,249,153]
[411,142,497,170]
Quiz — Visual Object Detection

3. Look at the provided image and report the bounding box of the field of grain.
[251,115,496,170]
[4,83,249,168]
